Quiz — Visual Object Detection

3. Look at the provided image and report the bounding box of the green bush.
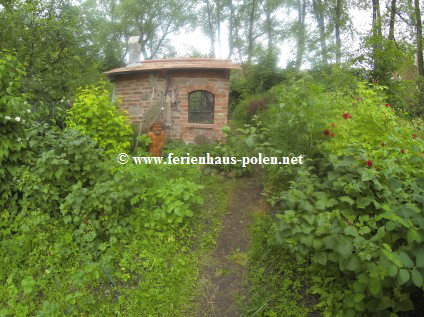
[0,53,32,209]
[232,93,275,125]
[270,83,424,316]
[66,83,133,156]
[1,127,206,315]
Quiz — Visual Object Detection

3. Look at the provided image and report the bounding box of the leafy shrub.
[0,53,32,208]
[66,83,133,156]
[270,83,424,316]
[18,124,108,212]
[233,93,275,125]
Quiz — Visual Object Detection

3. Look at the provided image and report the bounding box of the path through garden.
[195,169,267,316]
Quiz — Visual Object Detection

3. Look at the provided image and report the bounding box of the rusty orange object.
[147,122,165,157]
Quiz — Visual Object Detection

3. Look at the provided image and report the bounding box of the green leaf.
[346,256,359,271]
[354,293,365,304]
[339,196,355,205]
[388,264,398,277]
[385,221,397,231]
[382,249,403,268]
[407,229,422,243]
[388,177,402,192]
[397,269,410,285]
[356,196,372,208]
[313,251,327,265]
[376,296,392,311]
[359,226,371,235]
[21,276,35,294]
[312,239,323,250]
[336,237,353,258]
[369,277,381,295]
[344,226,358,237]
[399,251,414,268]
[415,248,424,268]
[322,235,337,249]
[412,269,423,287]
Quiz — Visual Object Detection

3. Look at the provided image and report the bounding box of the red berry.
[385,103,390,107]
[413,134,417,139]
[381,142,385,147]
[401,149,405,154]
[324,129,330,135]
[356,98,361,101]
[330,133,336,137]
[343,113,351,119]
[367,160,373,167]
[331,122,336,127]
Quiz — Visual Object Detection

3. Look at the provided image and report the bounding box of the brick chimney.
[127,36,141,66]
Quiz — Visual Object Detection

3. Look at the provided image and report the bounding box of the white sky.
[171,7,374,68]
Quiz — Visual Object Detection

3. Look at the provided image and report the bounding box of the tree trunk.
[334,0,342,63]
[247,0,257,63]
[372,0,382,77]
[389,0,396,41]
[295,0,306,70]
[312,0,328,65]
[415,0,423,76]
[215,0,222,58]
[227,0,235,59]
[205,0,216,57]
[260,0,273,52]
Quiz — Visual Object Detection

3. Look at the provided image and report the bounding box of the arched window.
[188,90,214,124]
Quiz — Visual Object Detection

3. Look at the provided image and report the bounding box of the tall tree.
[92,0,196,60]
[414,0,423,76]
[0,0,101,101]
[388,0,397,41]
[259,0,285,53]
[294,0,307,69]
[203,0,217,57]
[312,0,328,65]
[334,0,342,63]
[247,0,259,62]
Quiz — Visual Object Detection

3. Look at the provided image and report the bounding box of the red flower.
[331,122,336,127]
[381,142,385,147]
[324,129,330,135]
[367,160,373,167]
[413,134,417,139]
[401,149,405,154]
[330,133,336,137]
[385,103,390,107]
[343,113,352,119]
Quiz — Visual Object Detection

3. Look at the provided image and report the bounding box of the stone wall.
[113,69,230,144]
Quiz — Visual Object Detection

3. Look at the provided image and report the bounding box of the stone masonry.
[107,59,239,144]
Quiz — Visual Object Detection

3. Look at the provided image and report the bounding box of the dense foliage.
[237,77,424,316]
[0,53,32,209]
[0,54,221,316]
[65,83,133,156]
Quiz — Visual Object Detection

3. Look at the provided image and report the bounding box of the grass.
[0,172,232,317]
[243,212,321,317]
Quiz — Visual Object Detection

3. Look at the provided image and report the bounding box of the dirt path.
[196,171,266,317]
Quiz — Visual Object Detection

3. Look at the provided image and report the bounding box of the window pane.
[188,90,214,124]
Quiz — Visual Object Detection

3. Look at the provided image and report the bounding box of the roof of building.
[105,58,241,75]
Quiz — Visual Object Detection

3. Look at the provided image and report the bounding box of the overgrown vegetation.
[1,0,424,312]
[0,53,230,316]
[237,73,424,316]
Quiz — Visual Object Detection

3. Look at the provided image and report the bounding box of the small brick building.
[105,58,240,144]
